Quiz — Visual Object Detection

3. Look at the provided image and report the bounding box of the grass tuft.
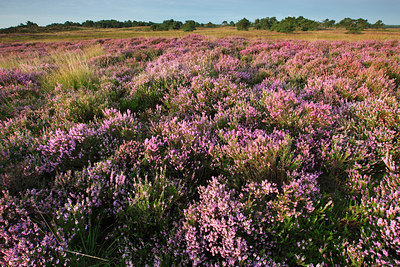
[42,45,104,91]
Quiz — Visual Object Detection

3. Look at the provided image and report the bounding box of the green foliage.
[372,20,385,29]
[64,215,118,266]
[64,88,110,123]
[272,17,297,33]
[0,19,153,34]
[253,17,278,30]
[204,22,217,28]
[120,89,161,113]
[270,196,353,266]
[1,16,382,35]
[182,20,196,32]
[270,16,319,33]
[125,168,182,228]
[81,20,94,27]
[338,18,371,34]
[42,45,104,91]
[296,16,319,31]
[119,167,183,263]
[236,18,251,31]
[151,19,183,31]
[211,131,299,188]
[323,19,336,28]
[0,21,39,33]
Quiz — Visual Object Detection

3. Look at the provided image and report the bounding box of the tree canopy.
[236,18,251,31]
[182,20,196,32]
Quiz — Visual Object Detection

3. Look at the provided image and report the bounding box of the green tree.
[171,21,183,30]
[272,17,296,33]
[356,18,370,29]
[339,18,370,34]
[337,18,354,28]
[322,19,336,28]
[236,18,251,31]
[253,17,278,30]
[25,21,39,28]
[372,20,385,29]
[296,16,318,31]
[82,20,94,27]
[182,20,196,32]
[254,19,261,29]
[205,22,216,28]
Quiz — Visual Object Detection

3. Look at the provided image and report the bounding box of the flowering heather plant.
[164,75,248,117]
[1,37,400,265]
[38,108,138,174]
[0,190,68,266]
[344,156,400,265]
[181,176,275,266]
[304,76,370,104]
[0,116,44,192]
[0,68,42,120]
[211,127,303,188]
[147,114,215,190]
[117,166,184,265]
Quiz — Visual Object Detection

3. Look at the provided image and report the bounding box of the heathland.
[1,26,400,43]
[1,29,400,266]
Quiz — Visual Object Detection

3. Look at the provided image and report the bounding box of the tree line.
[236,17,385,33]
[0,17,386,34]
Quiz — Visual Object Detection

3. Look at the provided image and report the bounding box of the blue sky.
[0,0,399,28]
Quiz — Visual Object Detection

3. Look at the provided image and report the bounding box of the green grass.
[0,43,104,92]
[42,44,104,91]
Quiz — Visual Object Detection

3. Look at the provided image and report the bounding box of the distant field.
[1,26,400,43]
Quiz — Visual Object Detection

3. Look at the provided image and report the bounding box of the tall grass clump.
[42,44,104,91]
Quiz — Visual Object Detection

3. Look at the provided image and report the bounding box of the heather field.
[1,36,400,266]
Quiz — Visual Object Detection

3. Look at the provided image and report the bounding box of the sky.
[0,0,399,28]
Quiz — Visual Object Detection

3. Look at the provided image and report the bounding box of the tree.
[337,18,353,28]
[322,19,335,28]
[25,21,39,28]
[356,18,370,29]
[229,21,235,26]
[265,17,278,30]
[292,16,319,31]
[82,20,94,27]
[272,17,296,33]
[182,20,196,32]
[236,18,251,31]
[159,19,173,30]
[372,20,385,29]
[149,19,183,31]
[253,17,278,30]
[338,18,370,34]
[205,22,216,28]
[171,21,183,30]
[222,21,228,26]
